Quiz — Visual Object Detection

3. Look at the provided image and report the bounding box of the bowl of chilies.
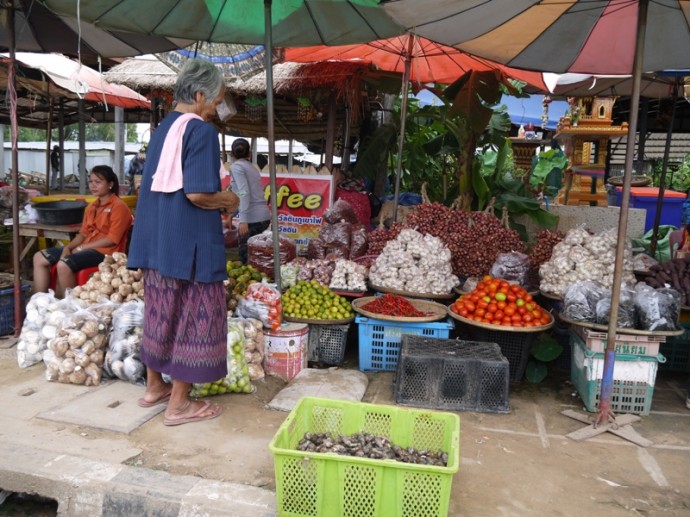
[352,294,448,323]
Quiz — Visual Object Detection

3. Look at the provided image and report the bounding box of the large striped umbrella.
[384,0,690,424]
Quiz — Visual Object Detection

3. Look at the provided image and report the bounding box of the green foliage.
[3,124,140,143]
[649,156,690,193]
[529,148,569,199]
[525,360,548,383]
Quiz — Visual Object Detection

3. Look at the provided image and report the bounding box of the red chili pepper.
[361,294,428,317]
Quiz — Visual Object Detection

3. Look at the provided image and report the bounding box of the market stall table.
[6,222,81,278]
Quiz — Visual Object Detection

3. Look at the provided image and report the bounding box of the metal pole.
[9,2,23,336]
[58,100,64,190]
[45,95,53,195]
[264,0,281,289]
[392,34,414,223]
[597,0,648,427]
[78,98,86,195]
[114,106,125,182]
[650,79,679,258]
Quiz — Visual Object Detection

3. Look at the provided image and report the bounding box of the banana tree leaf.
[497,192,559,228]
[525,360,548,383]
[444,71,499,133]
[531,334,563,362]
[472,162,490,209]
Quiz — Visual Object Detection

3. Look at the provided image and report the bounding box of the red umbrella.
[285,34,550,219]
[283,34,549,90]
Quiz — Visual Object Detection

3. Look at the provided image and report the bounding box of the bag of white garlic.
[43,299,117,385]
[240,317,265,381]
[103,299,145,384]
[16,291,80,368]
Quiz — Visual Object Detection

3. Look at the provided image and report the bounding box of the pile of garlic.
[329,259,367,292]
[539,227,635,298]
[104,300,145,384]
[16,291,78,368]
[369,228,460,294]
[43,302,116,386]
[71,252,143,305]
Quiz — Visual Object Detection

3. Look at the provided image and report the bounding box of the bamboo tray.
[539,290,564,301]
[558,314,684,336]
[447,308,555,333]
[283,315,355,325]
[369,283,456,300]
[352,296,448,323]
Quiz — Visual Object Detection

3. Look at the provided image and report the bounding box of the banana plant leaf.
[525,360,548,383]
[531,334,563,362]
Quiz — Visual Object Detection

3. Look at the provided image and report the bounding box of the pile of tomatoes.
[450,276,551,328]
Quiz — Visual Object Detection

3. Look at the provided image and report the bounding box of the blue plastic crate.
[356,315,454,372]
[0,284,29,336]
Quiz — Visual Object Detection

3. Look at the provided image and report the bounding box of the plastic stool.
[49,264,100,292]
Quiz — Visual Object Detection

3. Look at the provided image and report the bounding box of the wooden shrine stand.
[556,97,628,206]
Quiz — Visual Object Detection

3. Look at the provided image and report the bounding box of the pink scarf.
[151,112,228,193]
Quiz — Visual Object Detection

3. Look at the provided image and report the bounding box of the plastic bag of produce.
[104,300,145,384]
[321,221,352,253]
[307,237,326,260]
[594,288,636,328]
[247,231,297,277]
[190,317,253,396]
[634,283,680,331]
[43,299,117,385]
[324,198,359,225]
[490,252,531,286]
[349,224,368,260]
[237,279,282,330]
[280,262,301,289]
[17,291,78,368]
[241,318,265,381]
[563,281,606,322]
[632,253,659,273]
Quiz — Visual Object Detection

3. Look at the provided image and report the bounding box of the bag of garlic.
[43,299,117,385]
[189,317,254,396]
[104,300,145,384]
[16,291,80,368]
[241,317,265,381]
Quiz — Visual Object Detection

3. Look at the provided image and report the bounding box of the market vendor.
[670,223,690,258]
[229,137,271,264]
[32,165,132,298]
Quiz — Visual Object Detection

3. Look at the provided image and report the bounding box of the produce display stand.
[448,309,554,382]
[330,289,367,298]
[558,314,684,337]
[369,283,455,300]
[454,285,539,297]
[352,296,447,323]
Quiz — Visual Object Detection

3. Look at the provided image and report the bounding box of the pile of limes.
[283,280,354,320]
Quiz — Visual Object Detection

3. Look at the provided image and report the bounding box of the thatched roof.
[105,57,383,144]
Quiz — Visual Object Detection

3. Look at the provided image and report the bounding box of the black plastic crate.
[459,324,536,382]
[659,323,690,373]
[551,322,572,371]
[307,324,349,365]
[395,335,510,413]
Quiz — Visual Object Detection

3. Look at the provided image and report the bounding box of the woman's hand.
[239,222,249,237]
[60,247,72,258]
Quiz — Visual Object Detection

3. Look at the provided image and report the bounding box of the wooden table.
[14,222,81,261]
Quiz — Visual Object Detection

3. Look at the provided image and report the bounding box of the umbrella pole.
[264,0,281,289]
[649,79,680,258]
[9,5,22,337]
[392,34,414,222]
[596,0,648,428]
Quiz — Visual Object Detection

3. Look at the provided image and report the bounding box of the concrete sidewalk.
[1,342,690,516]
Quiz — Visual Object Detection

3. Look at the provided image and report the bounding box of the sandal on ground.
[137,390,172,408]
[163,400,222,426]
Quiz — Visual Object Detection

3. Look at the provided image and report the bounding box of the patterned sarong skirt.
[140,269,227,384]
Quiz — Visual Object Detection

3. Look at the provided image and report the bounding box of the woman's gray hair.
[174,58,224,104]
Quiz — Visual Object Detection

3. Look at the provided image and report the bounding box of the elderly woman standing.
[127,59,239,426]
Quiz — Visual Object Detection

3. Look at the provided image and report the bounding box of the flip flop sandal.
[163,400,223,426]
[137,390,172,408]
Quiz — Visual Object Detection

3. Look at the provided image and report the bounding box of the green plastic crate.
[269,397,460,517]
[570,332,663,416]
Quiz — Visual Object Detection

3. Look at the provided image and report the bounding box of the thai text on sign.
[260,173,333,254]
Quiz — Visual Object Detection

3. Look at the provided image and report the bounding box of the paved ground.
[0,339,689,516]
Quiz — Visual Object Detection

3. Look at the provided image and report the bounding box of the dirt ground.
[1,339,690,516]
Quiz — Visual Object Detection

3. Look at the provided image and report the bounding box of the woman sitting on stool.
[32,165,133,297]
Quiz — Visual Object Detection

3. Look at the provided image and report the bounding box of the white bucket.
[264,323,309,382]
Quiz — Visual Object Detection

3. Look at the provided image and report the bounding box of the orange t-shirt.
[79,195,133,254]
